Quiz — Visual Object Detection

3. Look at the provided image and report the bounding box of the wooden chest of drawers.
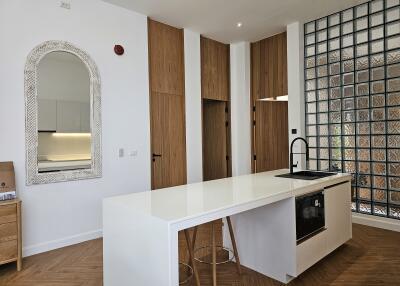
[0,199,22,271]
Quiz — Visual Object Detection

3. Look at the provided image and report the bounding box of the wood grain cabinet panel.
[0,222,17,243]
[0,204,16,225]
[201,37,230,101]
[0,240,17,262]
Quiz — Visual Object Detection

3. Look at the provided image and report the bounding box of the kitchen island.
[103,169,352,286]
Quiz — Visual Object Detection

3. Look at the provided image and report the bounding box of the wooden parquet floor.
[0,223,399,286]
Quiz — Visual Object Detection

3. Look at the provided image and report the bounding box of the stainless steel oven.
[296,190,325,243]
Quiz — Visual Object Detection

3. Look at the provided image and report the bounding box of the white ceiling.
[103,0,368,43]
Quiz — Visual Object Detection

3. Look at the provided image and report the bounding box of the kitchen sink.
[275,170,337,180]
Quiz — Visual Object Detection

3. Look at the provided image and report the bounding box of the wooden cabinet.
[201,37,230,101]
[0,200,22,271]
[38,99,57,131]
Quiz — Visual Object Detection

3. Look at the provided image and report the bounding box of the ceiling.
[103,0,368,43]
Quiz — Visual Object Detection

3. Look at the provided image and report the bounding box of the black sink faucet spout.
[290,137,310,174]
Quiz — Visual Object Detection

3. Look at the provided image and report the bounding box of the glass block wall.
[304,0,400,219]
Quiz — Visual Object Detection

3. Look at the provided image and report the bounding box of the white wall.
[287,22,306,169]
[230,42,252,176]
[184,29,203,183]
[0,0,151,256]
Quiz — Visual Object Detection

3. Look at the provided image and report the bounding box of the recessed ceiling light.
[237,22,242,28]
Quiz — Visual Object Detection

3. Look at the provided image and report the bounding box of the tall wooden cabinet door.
[151,92,187,189]
[255,101,289,172]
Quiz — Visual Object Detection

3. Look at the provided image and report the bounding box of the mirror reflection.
[37,51,91,173]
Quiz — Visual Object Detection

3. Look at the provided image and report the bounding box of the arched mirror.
[25,41,102,185]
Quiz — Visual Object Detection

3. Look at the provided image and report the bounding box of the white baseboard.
[352,213,400,233]
[23,229,103,257]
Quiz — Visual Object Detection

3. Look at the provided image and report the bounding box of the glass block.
[372,135,386,147]
[372,149,386,161]
[329,50,340,63]
[306,45,316,57]
[318,125,329,136]
[373,204,387,216]
[387,92,400,105]
[306,91,316,102]
[317,42,327,54]
[358,136,370,148]
[343,49,355,63]
[359,188,371,201]
[371,81,385,94]
[308,137,317,147]
[344,149,356,160]
[343,110,355,122]
[358,149,370,161]
[319,136,329,147]
[319,148,329,159]
[357,109,370,121]
[328,38,339,51]
[329,26,340,39]
[357,122,370,134]
[342,8,353,22]
[388,121,400,133]
[318,89,328,100]
[389,149,400,161]
[374,189,387,202]
[317,54,328,65]
[319,160,329,170]
[318,100,328,112]
[372,121,386,134]
[343,85,354,97]
[372,94,385,107]
[389,206,400,219]
[371,40,384,54]
[374,176,387,189]
[359,161,371,173]
[305,22,315,34]
[309,148,317,158]
[388,135,400,147]
[306,68,316,80]
[331,161,342,171]
[344,123,356,134]
[356,30,368,44]
[342,34,354,48]
[370,53,385,67]
[387,36,400,50]
[388,106,400,119]
[389,163,400,176]
[373,162,386,175]
[317,65,328,77]
[356,56,369,71]
[370,26,384,41]
[307,102,316,113]
[317,18,327,30]
[307,125,317,136]
[357,43,369,57]
[386,7,400,23]
[387,21,400,37]
[331,135,342,147]
[342,21,354,35]
[330,112,341,123]
[330,87,341,99]
[387,49,400,64]
[306,56,316,68]
[330,126,342,137]
[309,159,317,170]
[317,30,327,42]
[329,62,340,75]
[330,99,341,111]
[307,114,317,125]
[342,60,354,73]
[330,75,340,87]
[358,203,371,214]
[389,177,400,190]
[371,0,384,13]
[343,98,354,110]
[387,0,400,8]
[356,83,369,96]
[358,174,371,187]
[356,3,368,17]
[387,78,400,92]
[306,79,316,91]
[370,12,384,27]
[329,13,340,26]
[343,135,355,147]
[306,34,315,46]
[371,67,385,81]
[343,73,354,85]
[356,70,369,83]
[344,161,356,173]
[387,64,400,78]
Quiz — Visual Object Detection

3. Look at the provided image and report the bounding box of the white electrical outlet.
[60,1,71,9]
[130,150,138,157]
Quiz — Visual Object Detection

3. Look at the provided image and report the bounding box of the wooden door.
[254,101,289,172]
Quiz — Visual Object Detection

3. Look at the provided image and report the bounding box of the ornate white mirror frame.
[25,41,102,185]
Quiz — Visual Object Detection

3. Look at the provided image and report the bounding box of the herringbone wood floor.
[0,223,399,286]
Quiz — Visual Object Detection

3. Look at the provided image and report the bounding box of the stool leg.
[226,216,241,275]
[211,223,217,286]
[184,229,201,286]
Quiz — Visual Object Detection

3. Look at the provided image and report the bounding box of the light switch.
[119,148,124,158]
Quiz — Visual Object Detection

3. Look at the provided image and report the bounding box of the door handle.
[152,153,162,162]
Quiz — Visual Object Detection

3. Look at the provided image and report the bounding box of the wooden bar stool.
[190,217,241,286]
[180,229,201,286]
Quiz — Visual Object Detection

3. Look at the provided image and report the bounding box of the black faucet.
[290,137,310,174]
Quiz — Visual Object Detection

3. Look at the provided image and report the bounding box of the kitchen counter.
[103,169,352,286]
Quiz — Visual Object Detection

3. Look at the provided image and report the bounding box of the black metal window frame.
[304,0,400,220]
